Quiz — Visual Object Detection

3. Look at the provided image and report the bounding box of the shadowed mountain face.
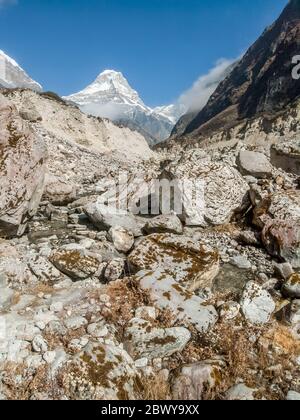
[183,0,300,137]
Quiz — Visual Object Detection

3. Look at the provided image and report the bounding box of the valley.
[0,0,300,402]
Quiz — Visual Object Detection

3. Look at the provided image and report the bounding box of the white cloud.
[178,58,237,112]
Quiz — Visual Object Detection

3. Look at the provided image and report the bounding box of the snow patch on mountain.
[65,70,180,144]
[0,50,42,92]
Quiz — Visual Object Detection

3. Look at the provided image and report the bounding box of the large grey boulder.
[43,174,77,206]
[237,150,273,178]
[165,159,249,227]
[84,201,144,237]
[143,214,183,235]
[172,359,225,400]
[0,95,47,236]
[68,342,140,400]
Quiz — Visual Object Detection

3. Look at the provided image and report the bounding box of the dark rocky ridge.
[166,0,300,145]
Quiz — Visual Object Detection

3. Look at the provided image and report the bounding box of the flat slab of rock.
[50,244,103,280]
[128,234,220,292]
[237,150,273,178]
[241,281,275,325]
[84,201,144,237]
[138,269,218,333]
[143,214,183,235]
[124,318,190,360]
[226,384,258,401]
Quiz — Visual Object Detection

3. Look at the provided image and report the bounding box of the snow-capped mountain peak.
[65,70,177,144]
[0,50,42,92]
[67,69,147,110]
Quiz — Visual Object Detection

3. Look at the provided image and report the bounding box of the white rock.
[109,226,134,253]
[135,306,156,320]
[124,318,191,360]
[32,335,48,353]
[286,391,300,401]
[64,316,88,330]
[226,383,258,401]
[135,358,149,369]
[138,269,218,333]
[50,302,64,313]
[43,351,56,364]
[237,150,273,179]
[241,282,275,325]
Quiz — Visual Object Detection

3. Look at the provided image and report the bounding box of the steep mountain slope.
[0,50,42,91]
[181,0,300,139]
[3,89,154,166]
[171,61,238,137]
[65,70,177,144]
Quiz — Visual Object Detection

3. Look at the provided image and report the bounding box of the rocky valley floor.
[0,90,300,401]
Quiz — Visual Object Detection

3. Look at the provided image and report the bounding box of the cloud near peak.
[178,58,237,112]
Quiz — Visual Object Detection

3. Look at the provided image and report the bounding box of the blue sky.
[0,0,287,106]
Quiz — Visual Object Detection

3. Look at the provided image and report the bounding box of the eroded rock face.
[50,244,103,280]
[138,269,218,333]
[0,95,47,236]
[128,234,220,291]
[253,190,300,229]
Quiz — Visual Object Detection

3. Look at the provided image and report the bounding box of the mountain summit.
[0,50,42,92]
[178,0,300,139]
[65,70,181,144]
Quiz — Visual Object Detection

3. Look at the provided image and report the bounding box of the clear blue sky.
[0,0,287,106]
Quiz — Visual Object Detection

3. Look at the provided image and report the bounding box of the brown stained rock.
[128,233,220,292]
[262,220,300,269]
[50,244,103,280]
[171,359,226,400]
